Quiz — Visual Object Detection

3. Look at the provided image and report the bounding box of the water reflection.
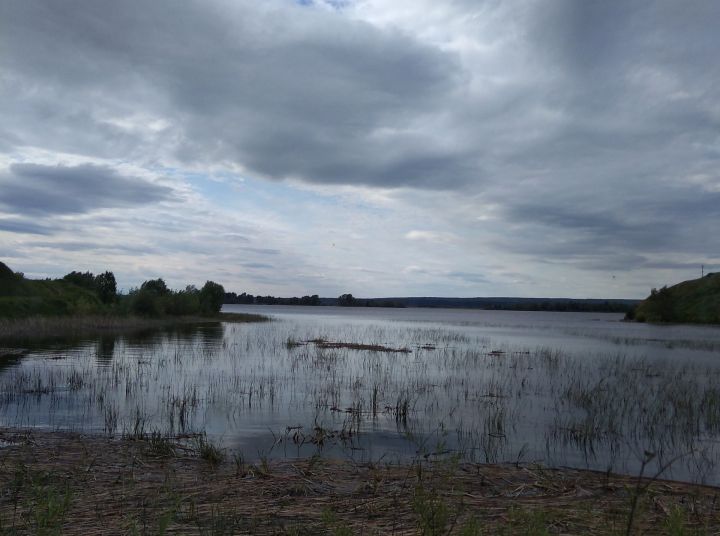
[95,336,116,365]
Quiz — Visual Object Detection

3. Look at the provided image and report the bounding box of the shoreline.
[1,427,718,534]
[0,312,269,345]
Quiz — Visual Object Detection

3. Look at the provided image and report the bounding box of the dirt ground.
[1,428,719,535]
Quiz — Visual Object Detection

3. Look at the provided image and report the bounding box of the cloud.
[405,230,459,243]
[1,0,720,297]
[0,0,462,189]
[0,218,53,236]
[0,163,174,215]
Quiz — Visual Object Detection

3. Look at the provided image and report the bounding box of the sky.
[1,0,719,299]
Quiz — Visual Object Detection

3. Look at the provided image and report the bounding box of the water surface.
[2,305,720,484]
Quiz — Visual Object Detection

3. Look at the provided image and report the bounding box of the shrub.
[199,281,225,315]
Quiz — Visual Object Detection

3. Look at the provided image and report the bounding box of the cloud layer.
[1,0,718,297]
[0,164,173,215]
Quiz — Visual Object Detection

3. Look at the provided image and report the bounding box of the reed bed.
[1,428,719,535]
[0,312,267,341]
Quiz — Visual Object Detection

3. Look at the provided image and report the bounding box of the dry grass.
[290,338,412,353]
[0,312,268,342]
[1,428,719,535]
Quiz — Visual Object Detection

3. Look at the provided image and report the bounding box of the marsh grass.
[0,312,267,342]
[195,434,225,467]
[147,431,176,458]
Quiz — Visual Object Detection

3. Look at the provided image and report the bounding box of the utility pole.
[702,264,704,278]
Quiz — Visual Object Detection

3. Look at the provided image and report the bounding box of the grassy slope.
[633,272,720,323]
[0,262,104,318]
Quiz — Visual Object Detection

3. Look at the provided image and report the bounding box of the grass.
[1,429,719,534]
[0,311,268,342]
[195,434,225,467]
[0,272,104,319]
[631,272,720,324]
[287,337,411,353]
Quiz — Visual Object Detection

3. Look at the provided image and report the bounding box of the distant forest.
[224,291,639,313]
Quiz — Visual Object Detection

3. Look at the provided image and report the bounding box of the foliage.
[62,269,117,304]
[126,280,224,317]
[0,261,18,280]
[62,271,96,290]
[140,278,170,296]
[0,264,105,318]
[1,260,228,320]
[337,293,356,307]
[199,281,225,315]
[225,292,321,305]
[127,287,162,316]
[630,273,720,324]
[94,271,117,304]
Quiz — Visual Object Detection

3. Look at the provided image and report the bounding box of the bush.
[128,288,163,316]
[164,287,200,315]
[63,271,96,290]
[199,281,225,315]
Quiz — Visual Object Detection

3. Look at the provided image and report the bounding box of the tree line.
[224,292,321,306]
[62,270,225,317]
[224,291,404,308]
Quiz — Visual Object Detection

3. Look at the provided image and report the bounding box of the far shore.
[0,427,718,534]
[0,311,268,345]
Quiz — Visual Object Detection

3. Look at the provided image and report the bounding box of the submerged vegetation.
[629,273,720,324]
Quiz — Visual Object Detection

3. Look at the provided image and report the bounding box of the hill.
[0,261,104,317]
[630,273,720,324]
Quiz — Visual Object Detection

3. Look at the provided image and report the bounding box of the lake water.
[2,305,720,484]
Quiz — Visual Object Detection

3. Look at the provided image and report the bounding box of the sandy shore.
[1,428,718,534]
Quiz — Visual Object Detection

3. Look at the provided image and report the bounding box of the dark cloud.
[26,240,151,255]
[0,218,53,236]
[0,164,174,215]
[0,0,462,189]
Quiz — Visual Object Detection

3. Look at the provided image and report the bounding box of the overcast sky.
[1,0,718,298]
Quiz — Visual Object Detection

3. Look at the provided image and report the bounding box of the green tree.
[129,288,161,316]
[140,278,169,296]
[338,293,356,307]
[63,271,95,290]
[199,281,225,315]
[94,271,117,303]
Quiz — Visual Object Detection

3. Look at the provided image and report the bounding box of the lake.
[2,305,720,484]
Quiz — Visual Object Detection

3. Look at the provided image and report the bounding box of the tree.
[140,278,169,296]
[199,281,225,315]
[63,271,96,290]
[94,271,117,303]
[337,293,356,307]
